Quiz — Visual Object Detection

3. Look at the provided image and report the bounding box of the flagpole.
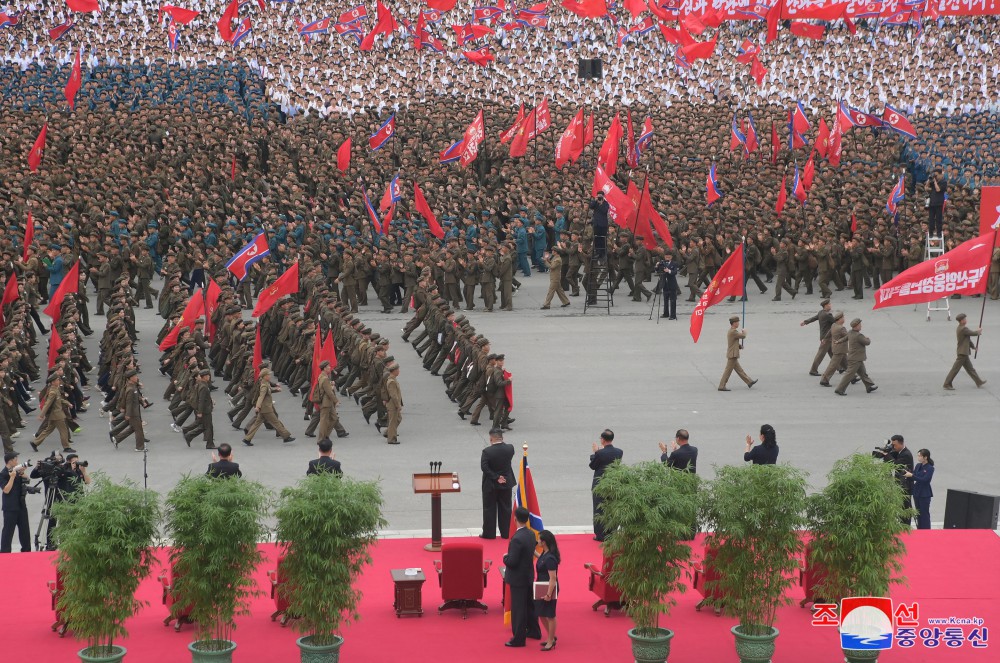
[741,236,747,331]
[974,228,998,359]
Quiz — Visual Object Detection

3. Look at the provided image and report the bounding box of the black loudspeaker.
[590,58,603,80]
[577,58,591,80]
[944,489,1000,529]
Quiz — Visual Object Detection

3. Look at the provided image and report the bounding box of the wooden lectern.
[413,472,461,552]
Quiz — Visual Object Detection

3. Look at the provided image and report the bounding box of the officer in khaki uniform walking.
[315,360,349,440]
[835,318,877,396]
[943,313,986,390]
[242,368,296,446]
[113,370,148,451]
[182,369,215,448]
[540,251,570,309]
[719,316,757,391]
[819,311,848,387]
[30,375,73,453]
[801,299,834,376]
[383,364,402,444]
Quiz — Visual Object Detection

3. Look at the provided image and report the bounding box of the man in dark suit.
[307,438,343,476]
[589,429,623,542]
[878,435,914,526]
[502,507,542,647]
[660,429,698,472]
[589,192,610,259]
[480,427,515,539]
[206,443,242,478]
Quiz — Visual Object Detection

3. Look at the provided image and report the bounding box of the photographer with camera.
[926,167,947,237]
[1,452,33,553]
[654,252,679,319]
[30,452,90,550]
[874,435,915,526]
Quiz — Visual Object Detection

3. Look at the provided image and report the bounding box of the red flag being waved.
[790,22,826,41]
[159,5,200,25]
[828,116,843,166]
[65,50,82,110]
[584,113,594,146]
[750,56,767,86]
[803,154,816,192]
[47,327,63,370]
[499,103,525,144]
[766,0,783,43]
[252,263,299,317]
[460,110,486,167]
[23,212,34,261]
[561,0,607,18]
[637,178,672,248]
[509,99,551,158]
[67,0,100,12]
[43,261,79,322]
[598,112,623,177]
[816,118,831,158]
[413,182,445,239]
[217,0,239,42]
[690,244,744,343]
[2,273,18,308]
[463,47,494,66]
[309,326,323,399]
[336,138,351,174]
[360,0,398,51]
[555,108,585,170]
[28,123,48,173]
[205,278,222,342]
[425,0,457,10]
[680,35,717,62]
[875,233,994,309]
[157,291,205,351]
[592,166,637,229]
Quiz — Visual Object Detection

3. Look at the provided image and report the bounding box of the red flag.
[584,113,594,146]
[43,261,79,322]
[844,15,856,35]
[632,180,660,250]
[680,35,717,62]
[425,0,457,9]
[750,56,767,86]
[463,47,495,67]
[1,273,18,307]
[648,0,671,21]
[766,0,782,43]
[690,244,744,343]
[790,22,826,41]
[336,138,351,174]
[597,112,622,177]
[555,109,585,170]
[64,50,82,110]
[499,103,525,144]
[591,166,637,229]
[793,165,807,205]
[323,330,337,369]
[803,154,816,191]
[640,178,673,248]
[850,212,858,234]
[625,111,638,169]
[48,327,63,371]
[23,212,34,262]
[828,115,843,167]
[252,325,263,379]
[980,187,1000,246]
[701,7,724,28]
[205,278,222,342]
[503,370,514,412]
[66,0,100,12]
[681,13,706,35]
[460,109,485,166]
[360,0,398,51]
[770,120,779,165]
[28,123,48,173]
[775,175,787,217]
[414,10,425,50]
[230,155,237,181]
[309,325,323,400]
[509,99,550,158]
[159,5,200,25]
[413,182,444,239]
[623,0,646,17]
[561,0,608,18]
[795,2,848,20]
[816,118,831,158]
[382,204,395,233]
[252,263,299,317]
[217,0,239,42]
[659,24,682,45]
[874,233,994,309]
[157,291,205,350]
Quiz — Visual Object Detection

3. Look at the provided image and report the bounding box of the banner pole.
[974,228,998,359]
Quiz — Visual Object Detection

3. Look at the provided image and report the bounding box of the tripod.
[647,286,662,323]
[33,480,64,552]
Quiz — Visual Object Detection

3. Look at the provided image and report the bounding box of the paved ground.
[23,272,1000,535]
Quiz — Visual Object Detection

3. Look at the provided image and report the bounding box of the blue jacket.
[515,227,528,253]
[48,256,65,285]
[911,463,934,499]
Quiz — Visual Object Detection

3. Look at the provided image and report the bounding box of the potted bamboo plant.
[275,472,387,662]
[702,464,808,663]
[164,474,271,663]
[51,475,160,663]
[593,460,700,663]
[807,454,914,663]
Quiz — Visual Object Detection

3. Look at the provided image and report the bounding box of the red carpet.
[3,530,998,662]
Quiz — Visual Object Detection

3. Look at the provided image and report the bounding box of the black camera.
[32,451,70,484]
[872,440,893,458]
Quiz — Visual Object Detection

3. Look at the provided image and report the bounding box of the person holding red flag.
[718,315,758,391]
[314,360,349,440]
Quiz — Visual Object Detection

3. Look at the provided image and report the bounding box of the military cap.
[125,370,138,378]
[820,299,831,307]
[850,318,862,328]
[319,360,331,370]
[833,311,845,321]
[199,369,211,377]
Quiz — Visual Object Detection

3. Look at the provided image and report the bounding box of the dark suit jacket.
[503,526,536,588]
[307,456,343,476]
[589,444,623,485]
[481,441,516,490]
[663,444,698,473]
[911,463,934,498]
[206,460,242,479]
[744,445,779,465]
[888,447,914,493]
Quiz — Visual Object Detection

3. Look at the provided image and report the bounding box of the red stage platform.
[3,530,997,662]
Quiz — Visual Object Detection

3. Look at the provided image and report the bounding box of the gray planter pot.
[79,645,127,663]
[843,648,881,663]
[731,625,779,663]
[297,635,344,663]
[628,627,674,663]
[188,640,237,663]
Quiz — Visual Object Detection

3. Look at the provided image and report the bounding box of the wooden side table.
[391,568,426,617]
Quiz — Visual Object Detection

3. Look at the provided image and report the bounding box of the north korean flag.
[380,174,401,211]
[522,13,549,28]
[706,163,723,207]
[730,114,746,152]
[232,18,252,47]
[421,33,446,51]
[226,232,270,282]
[0,11,21,30]
[369,114,396,151]
[473,6,504,23]
[635,117,653,163]
[629,16,655,35]
[167,22,180,51]
[49,19,75,41]
[886,175,905,217]
[362,188,383,235]
[339,5,368,24]
[736,38,760,64]
[793,165,807,205]
[299,17,333,35]
[854,1,884,19]
[842,103,884,130]
[733,0,771,20]
[422,9,443,23]
[745,114,759,156]
[881,104,917,139]
[792,101,811,135]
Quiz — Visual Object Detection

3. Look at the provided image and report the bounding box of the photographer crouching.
[873,434,914,526]
[2,452,40,553]
[29,451,90,551]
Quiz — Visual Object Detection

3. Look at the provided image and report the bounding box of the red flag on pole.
[459,109,485,167]
[309,325,323,400]
[413,182,444,239]
[158,291,205,350]
[43,260,79,322]
[28,123,48,173]
[828,115,843,167]
[690,244,744,343]
[217,0,239,42]
[597,112,622,177]
[252,263,299,317]
[205,278,222,342]
[336,138,351,174]
[750,56,767,86]
[591,166,637,229]
[48,327,63,370]
[789,22,826,41]
[555,108,585,170]
[874,233,994,308]
[323,330,337,369]
[67,0,100,12]
[803,154,816,192]
[766,0,782,43]
[850,212,858,234]
[1,273,18,308]
[64,49,82,110]
[584,113,594,146]
[159,5,201,24]
[639,178,674,248]
[23,212,34,261]
[816,118,831,158]
[499,103,525,144]
[252,325,263,379]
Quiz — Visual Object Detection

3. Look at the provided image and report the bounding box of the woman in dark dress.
[905,449,935,529]
[534,529,560,651]
[744,423,779,465]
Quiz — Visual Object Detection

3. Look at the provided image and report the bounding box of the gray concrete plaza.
[24,273,1000,535]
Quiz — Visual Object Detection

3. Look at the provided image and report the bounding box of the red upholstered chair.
[799,542,829,608]
[693,545,724,616]
[158,563,194,632]
[583,554,624,616]
[47,569,68,637]
[432,542,492,618]
[267,554,294,625]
